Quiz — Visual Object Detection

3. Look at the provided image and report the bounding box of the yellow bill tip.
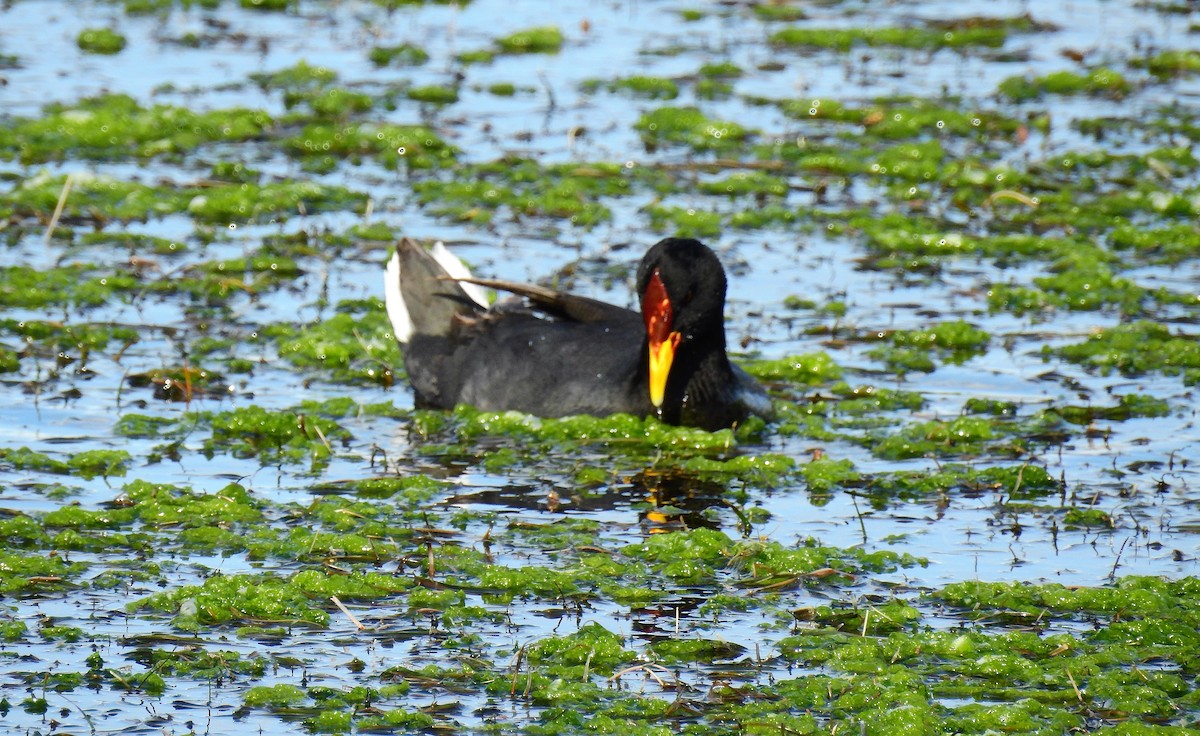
[648,332,680,408]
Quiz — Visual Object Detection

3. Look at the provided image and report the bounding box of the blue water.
[1,0,1199,733]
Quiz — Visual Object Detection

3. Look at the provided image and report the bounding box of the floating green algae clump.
[1062,508,1114,528]
[410,158,631,225]
[646,204,721,238]
[870,416,1005,460]
[998,67,1131,100]
[285,86,374,118]
[487,82,517,96]
[406,85,459,105]
[868,321,991,373]
[251,60,337,92]
[67,449,131,479]
[496,26,564,54]
[77,28,126,54]
[939,575,1200,617]
[700,170,788,198]
[744,351,843,385]
[586,75,680,100]
[774,97,1022,140]
[0,446,129,479]
[0,94,273,163]
[146,648,266,679]
[770,621,1190,729]
[636,106,751,152]
[0,171,363,226]
[680,453,796,487]
[623,528,924,586]
[0,620,28,642]
[867,463,1059,501]
[1,172,184,223]
[770,24,1008,50]
[285,122,458,170]
[450,405,735,452]
[526,622,635,676]
[1133,49,1200,78]
[241,0,290,11]
[1108,222,1200,265]
[0,446,64,475]
[170,405,351,467]
[40,625,84,642]
[1051,321,1200,383]
[650,637,746,663]
[701,63,743,89]
[368,43,430,67]
[1048,394,1170,425]
[356,709,434,732]
[266,303,400,386]
[0,265,138,309]
[455,48,496,65]
[0,551,87,593]
[116,480,262,528]
[244,683,308,708]
[753,4,806,22]
[132,570,409,631]
[0,346,19,372]
[802,456,861,493]
[187,181,366,224]
[989,260,1173,316]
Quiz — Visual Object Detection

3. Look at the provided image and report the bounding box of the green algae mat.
[2,0,1200,734]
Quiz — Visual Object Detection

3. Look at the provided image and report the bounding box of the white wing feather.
[385,241,490,345]
[383,250,413,343]
[431,241,490,308]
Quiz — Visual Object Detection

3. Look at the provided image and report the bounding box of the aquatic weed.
[0,94,272,163]
[77,28,126,54]
[770,24,1010,51]
[998,67,1132,101]
[1052,321,1200,383]
[636,106,752,152]
[368,43,430,67]
[495,26,564,54]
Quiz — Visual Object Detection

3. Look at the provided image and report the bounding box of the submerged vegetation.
[1,0,1199,734]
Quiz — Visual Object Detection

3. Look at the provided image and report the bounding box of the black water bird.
[384,237,772,430]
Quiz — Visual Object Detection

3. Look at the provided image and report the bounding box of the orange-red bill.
[642,270,681,408]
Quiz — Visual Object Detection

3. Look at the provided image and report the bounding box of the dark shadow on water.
[435,467,737,533]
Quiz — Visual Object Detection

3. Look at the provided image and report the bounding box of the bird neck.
[641,330,735,425]
[676,338,734,399]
